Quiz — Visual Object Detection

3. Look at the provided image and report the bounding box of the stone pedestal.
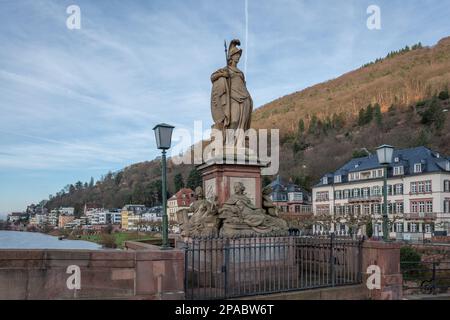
[361,241,403,300]
[197,159,267,208]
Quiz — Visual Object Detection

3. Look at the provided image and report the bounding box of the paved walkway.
[403,293,450,300]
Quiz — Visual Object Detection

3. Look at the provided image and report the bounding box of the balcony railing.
[403,213,437,220]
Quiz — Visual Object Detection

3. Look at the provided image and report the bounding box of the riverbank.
[79,232,159,248]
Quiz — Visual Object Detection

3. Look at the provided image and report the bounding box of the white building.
[29,214,47,226]
[312,147,450,240]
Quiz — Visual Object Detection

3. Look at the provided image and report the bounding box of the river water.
[0,230,101,250]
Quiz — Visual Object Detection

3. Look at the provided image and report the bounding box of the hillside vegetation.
[43,37,450,213]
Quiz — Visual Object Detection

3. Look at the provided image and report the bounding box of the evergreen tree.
[297,119,305,136]
[374,103,382,126]
[364,104,374,124]
[308,115,318,135]
[358,108,365,126]
[89,177,94,188]
[187,168,202,190]
[174,173,185,191]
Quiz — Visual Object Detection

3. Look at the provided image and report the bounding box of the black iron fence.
[183,233,364,300]
[401,261,450,295]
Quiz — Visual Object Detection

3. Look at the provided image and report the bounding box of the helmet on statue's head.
[227,39,242,61]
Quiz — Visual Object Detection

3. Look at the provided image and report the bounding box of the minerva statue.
[210,39,253,138]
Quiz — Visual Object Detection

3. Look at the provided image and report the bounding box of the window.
[396,223,403,233]
[393,166,404,176]
[362,188,370,198]
[418,182,425,193]
[335,190,342,200]
[394,184,403,195]
[444,180,450,192]
[316,205,330,215]
[377,169,384,178]
[410,223,417,233]
[426,201,433,213]
[419,201,426,214]
[425,224,432,233]
[444,200,450,213]
[411,200,433,214]
[349,172,360,181]
[353,205,361,215]
[372,186,381,196]
[345,206,350,215]
[394,157,400,163]
[363,204,370,215]
[316,192,329,202]
[411,182,417,194]
[322,177,328,185]
[414,163,422,173]
[353,188,360,198]
[424,181,432,193]
[334,175,342,183]
[396,202,404,214]
[343,189,350,199]
[412,202,418,213]
[373,204,380,215]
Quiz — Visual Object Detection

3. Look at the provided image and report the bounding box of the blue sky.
[1,0,450,217]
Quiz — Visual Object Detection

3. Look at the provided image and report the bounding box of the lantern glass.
[153,123,174,150]
[376,144,394,165]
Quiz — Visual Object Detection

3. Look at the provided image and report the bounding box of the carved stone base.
[198,161,266,208]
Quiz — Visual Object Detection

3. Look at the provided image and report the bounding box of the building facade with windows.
[268,176,312,214]
[312,147,450,240]
[167,188,195,222]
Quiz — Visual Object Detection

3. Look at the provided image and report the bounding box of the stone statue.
[211,39,253,137]
[262,186,278,217]
[177,186,220,237]
[218,182,288,236]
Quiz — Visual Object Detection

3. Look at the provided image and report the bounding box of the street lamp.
[153,123,174,250]
[376,144,394,241]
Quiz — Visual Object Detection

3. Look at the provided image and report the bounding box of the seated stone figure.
[218,182,288,237]
[177,186,220,237]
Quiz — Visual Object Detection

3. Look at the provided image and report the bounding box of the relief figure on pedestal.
[177,186,220,237]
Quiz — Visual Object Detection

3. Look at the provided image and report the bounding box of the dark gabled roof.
[315,146,450,187]
[269,175,310,195]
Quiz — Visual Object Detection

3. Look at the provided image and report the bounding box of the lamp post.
[376,144,394,242]
[153,123,174,250]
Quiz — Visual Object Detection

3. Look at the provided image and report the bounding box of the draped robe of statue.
[210,65,253,137]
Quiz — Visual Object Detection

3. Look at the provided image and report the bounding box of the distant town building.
[167,188,195,222]
[268,176,312,214]
[58,214,75,229]
[121,205,147,231]
[7,212,28,224]
[312,146,450,240]
[29,214,47,226]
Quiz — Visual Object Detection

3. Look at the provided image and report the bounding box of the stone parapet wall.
[0,246,184,300]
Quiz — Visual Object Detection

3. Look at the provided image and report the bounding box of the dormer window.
[393,166,404,176]
[414,163,422,173]
[322,177,328,185]
[334,175,342,183]
[446,161,450,171]
[394,157,399,163]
